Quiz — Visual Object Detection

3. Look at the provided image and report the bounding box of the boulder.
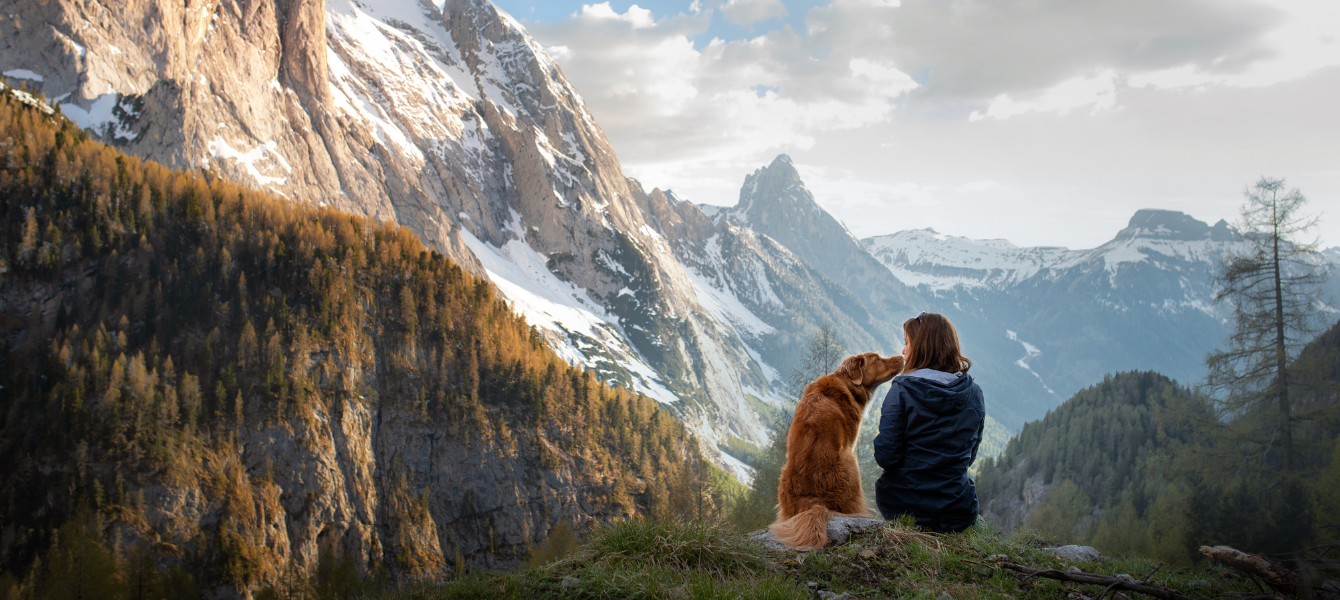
[1041,545,1104,563]
[750,516,885,551]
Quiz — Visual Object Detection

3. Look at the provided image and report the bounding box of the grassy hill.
[365,519,1267,600]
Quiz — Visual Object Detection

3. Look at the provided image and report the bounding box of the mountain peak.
[1115,209,1236,242]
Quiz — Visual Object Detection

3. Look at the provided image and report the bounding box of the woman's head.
[901,312,971,375]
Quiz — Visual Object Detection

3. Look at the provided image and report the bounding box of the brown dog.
[770,352,903,549]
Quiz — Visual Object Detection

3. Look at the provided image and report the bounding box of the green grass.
[375,519,1265,600]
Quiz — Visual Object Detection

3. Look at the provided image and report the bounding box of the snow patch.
[1006,330,1056,396]
[2,69,43,82]
[456,216,680,405]
[207,136,290,187]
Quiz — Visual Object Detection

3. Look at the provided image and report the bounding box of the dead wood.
[1199,546,1305,597]
[998,562,1195,600]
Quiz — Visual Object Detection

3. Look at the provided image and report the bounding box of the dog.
[769,352,903,549]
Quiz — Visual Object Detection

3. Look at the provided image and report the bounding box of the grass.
[374,518,1267,600]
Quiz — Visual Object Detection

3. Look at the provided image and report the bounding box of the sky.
[495,0,1340,250]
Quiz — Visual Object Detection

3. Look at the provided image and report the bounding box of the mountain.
[862,210,1323,428]
[8,0,1335,475]
[0,0,793,475]
[0,93,720,595]
[717,155,921,318]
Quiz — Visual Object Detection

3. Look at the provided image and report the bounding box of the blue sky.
[494,0,1340,249]
[494,0,829,43]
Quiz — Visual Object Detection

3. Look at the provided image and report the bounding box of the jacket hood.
[895,373,976,415]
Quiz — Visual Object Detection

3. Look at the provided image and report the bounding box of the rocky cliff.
[0,95,719,596]
[0,0,792,474]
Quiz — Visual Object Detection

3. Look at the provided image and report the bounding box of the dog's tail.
[769,503,830,550]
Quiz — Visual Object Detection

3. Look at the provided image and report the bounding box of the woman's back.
[873,370,984,532]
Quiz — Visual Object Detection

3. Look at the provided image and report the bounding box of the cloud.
[969,70,1118,121]
[1127,0,1340,89]
[526,2,919,183]
[720,0,788,25]
[887,0,1284,101]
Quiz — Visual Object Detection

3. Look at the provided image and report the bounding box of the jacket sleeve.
[873,384,906,470]
[967,385,985,466]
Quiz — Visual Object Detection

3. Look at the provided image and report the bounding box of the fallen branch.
[1199,546,1304,597]
[998,562,1194,600]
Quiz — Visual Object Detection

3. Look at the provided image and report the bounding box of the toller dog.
[770,352,903,549]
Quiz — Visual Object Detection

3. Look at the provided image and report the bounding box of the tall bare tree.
[1205,177,1330,473]
[786,323,846,399]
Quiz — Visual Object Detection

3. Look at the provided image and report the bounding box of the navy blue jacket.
[873,371,985,532]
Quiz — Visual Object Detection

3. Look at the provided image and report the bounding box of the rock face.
[0,98,718,596]
[0,0,789,474]
[719,155,920,319]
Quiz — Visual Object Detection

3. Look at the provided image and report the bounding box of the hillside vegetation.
[370,518,1267,600]
[0,88,722,598]
[977,319,1340,563]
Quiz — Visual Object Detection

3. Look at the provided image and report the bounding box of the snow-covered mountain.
[863,209,1340,417]
[0,0,798,479]
[8,0,1333,473]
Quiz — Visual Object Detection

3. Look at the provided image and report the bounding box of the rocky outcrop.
[0,0,787,473]
[719,155,921,319]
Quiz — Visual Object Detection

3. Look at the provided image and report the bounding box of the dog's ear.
[840,355,866,386]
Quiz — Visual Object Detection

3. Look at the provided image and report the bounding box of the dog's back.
[770,353,900,549]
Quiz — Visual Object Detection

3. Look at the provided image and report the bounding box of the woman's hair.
[901,312,971,375]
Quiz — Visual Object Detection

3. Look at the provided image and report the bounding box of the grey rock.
[819,591,854,600]
[1041,545,1104,563]
[561,576,579,590]
[826,517,885,545]
[750,516,884,551]
[937,592,954,600]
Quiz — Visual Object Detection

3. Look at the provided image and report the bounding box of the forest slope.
[977,319,1340,562]
[0,86,722,598]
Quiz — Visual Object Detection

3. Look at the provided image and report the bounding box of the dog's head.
[838,352,903,389]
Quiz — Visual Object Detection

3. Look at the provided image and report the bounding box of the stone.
[858,547,877,559]
[819,591,853,600]
[751,517,884,551]
[1041,545,1104,563]
[561,576,579,590]
[937,592,954,600]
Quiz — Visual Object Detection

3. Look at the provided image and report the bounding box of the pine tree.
[786,322,845,399]
[1204,177,1330,473]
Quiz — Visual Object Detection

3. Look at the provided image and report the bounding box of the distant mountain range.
[5,0,1337,480]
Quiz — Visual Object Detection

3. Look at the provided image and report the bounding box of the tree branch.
[997,562,1194,600]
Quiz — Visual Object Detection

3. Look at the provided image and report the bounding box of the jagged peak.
[1115,209,1236,242]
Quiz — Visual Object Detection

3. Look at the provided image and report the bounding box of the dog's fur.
[769,352,904,549]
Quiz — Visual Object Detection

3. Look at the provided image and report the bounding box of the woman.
[873,312,985,532]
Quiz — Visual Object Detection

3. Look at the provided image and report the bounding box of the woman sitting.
[873,312,985,533]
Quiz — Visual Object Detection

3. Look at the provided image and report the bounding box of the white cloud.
[527,1,919,191]
[517,0,1340,248]
[969,70,1118,121]
[720,0,788,25]
[577,2,657,28]
[1128,0,1340,89]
